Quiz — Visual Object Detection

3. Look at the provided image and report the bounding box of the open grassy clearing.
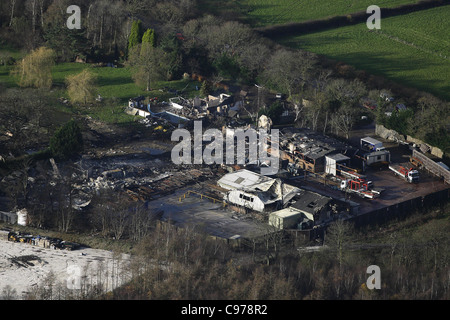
[280,5,450,101]
[1,60,202,124]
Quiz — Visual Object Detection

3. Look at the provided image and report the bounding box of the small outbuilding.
[269,207,311,230]
[360,137,383,152]
[325,153,350,176]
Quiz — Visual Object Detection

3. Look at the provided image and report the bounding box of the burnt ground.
[79,117,448,234]
[2,115,447,242]
[79,115,176,157]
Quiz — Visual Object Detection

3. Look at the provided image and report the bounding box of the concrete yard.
[146,185,272,240]
[286,135,450,222]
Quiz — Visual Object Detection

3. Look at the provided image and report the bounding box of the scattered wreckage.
[5,230,80,251]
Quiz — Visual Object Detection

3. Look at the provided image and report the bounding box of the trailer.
[389,164,419,183]
[339,178,382,199]
[363,150,391,169]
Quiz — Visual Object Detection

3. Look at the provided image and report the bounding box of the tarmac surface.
[146,186,271,240]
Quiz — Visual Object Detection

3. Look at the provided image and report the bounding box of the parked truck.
[389,164,419,183]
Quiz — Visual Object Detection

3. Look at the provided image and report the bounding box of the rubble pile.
[68,153,220,204]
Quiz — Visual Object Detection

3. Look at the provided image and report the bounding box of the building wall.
[325,157,337,176]
[0,211,17,224]
[226,190,265,212]
[269,211,304,229]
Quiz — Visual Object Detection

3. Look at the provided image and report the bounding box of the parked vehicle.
[340,178,383,199]
[389,164,419,183]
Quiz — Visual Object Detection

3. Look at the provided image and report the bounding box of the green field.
[280,5,450,101]
[207,0,421,27]
[0,60,202,124]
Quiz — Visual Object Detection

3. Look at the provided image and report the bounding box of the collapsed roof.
[217,169,300,206]
[280,128,351,160]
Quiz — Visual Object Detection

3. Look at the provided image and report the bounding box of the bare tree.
[129,204,153,242]
[53,177,77,233]
[324,219,354,274]
[263,49,315,99]
[8,0,17,27]
[11,47,55,89]
[330,105,358,139]
[1,285,18,300]
[26,0,38,34]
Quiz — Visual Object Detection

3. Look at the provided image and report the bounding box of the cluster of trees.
[8,45,99,105]
[2,0,448,149]
[377,93,450,152]
[0,0,197,62]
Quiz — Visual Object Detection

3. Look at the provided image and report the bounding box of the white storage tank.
[17,209,28,226]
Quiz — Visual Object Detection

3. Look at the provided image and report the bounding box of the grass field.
[0,57,202,124]
[280,5,450,101]
[201,0,421,27]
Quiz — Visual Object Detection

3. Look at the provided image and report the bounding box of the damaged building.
[289,190,349,225]
[217,169,300,213]
[279,128,355,173]
[125,92,244,128]
[217,169,352,229]
[269,188,352,230]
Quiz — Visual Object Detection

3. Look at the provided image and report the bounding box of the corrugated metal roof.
[326,153,350,162]
[361,137,382,145]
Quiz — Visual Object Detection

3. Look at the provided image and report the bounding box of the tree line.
[3,202,448,300]
[2,0,448,153]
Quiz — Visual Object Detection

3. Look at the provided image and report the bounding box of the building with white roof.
[217,169,300,213]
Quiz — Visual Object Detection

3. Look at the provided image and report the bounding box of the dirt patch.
[0,240,131,299]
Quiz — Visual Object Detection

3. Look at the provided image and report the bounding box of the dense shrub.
[49,120,83,160]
